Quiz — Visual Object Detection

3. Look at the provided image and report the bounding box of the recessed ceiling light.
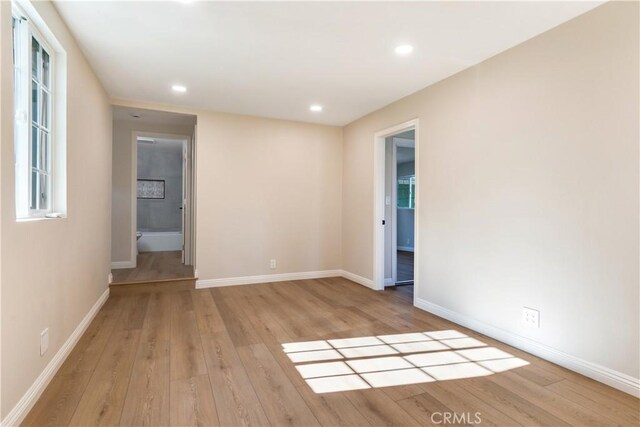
[395,44,414,55]
[310,104,323,112]
[171,84,187,93]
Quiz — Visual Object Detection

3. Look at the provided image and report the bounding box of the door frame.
[373,119,419,293]
[131,131,194,267]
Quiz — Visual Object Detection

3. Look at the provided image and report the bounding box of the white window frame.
[397,174,416,210]
[12,0,65,220]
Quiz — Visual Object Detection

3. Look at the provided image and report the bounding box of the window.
[12,2,63,219]
[397,175,415,209]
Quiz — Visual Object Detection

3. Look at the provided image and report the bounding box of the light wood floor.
[111,251,195,285]
[24,277,638,426]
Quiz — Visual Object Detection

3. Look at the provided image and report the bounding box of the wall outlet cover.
[522,307,540,328]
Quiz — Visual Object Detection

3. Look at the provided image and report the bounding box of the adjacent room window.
[397,175,415,209]
[12,3,64,219]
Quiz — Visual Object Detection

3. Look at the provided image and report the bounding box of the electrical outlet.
[270,259,277,269]
[40,328,49,356]
[522,307,540,328]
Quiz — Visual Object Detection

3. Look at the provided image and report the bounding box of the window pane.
[31,81,39,123]
[39,173,49,209]
[31,125,39,169]
[397,177,411,208]
[42,50,50,88]
[12,17,18,65]
[40,131,49,172]
[41,89,49,128]
[410,177,416,209]
[30,170,38,210]
[31,37,39,78]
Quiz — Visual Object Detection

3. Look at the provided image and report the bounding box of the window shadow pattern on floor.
[282,330,529,393]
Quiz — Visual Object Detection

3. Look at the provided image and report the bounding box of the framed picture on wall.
[137,179,165,199]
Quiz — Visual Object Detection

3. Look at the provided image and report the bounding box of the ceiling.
[113,105,196,126]
[55,1,603,126]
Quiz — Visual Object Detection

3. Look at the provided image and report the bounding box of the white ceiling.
[113,105,197,126]
[55,1,603,126]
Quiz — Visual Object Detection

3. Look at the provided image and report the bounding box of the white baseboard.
[196,269,378,291]
[384,278,395,286]
[398,246,414,252]
[196,270,343,289]
[1,288,110,427]
[339,270,376,290]
[414,297,640,398]
[110,260,135,269]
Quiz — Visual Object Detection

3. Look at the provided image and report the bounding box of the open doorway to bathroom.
[110,106,197,285]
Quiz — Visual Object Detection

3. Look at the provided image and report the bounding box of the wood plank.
[110,280,195,296]
[170,299,208,381]
[22,370,94,427]
[111,250,195,285]
[419,382,520,427]
[396,391,461,427]
[68,329,141,426]
[170,375,220,427]
[141,291,172,344]
[191,289,226,335]
[237,343,320,426]
[489,371,621,426]
[200,331,270,426]
[296,385,372,427]
[344,389,421,426]
[546,380,639,426]
[119,340,170,426]
[123,293,151,330]
[211,290,263,347]
[464,377,571,426]
[58,296,125,375]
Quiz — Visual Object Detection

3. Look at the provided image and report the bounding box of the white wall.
[342,1,639,384]
[195,112,343,280]
[1,0,112,418]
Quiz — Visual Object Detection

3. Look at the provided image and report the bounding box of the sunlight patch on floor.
[282,330,529,393]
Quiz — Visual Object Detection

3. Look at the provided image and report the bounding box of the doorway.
[373,119,419,297]
[110,106,197,285]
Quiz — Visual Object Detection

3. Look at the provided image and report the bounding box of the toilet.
[136,231,142,254]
